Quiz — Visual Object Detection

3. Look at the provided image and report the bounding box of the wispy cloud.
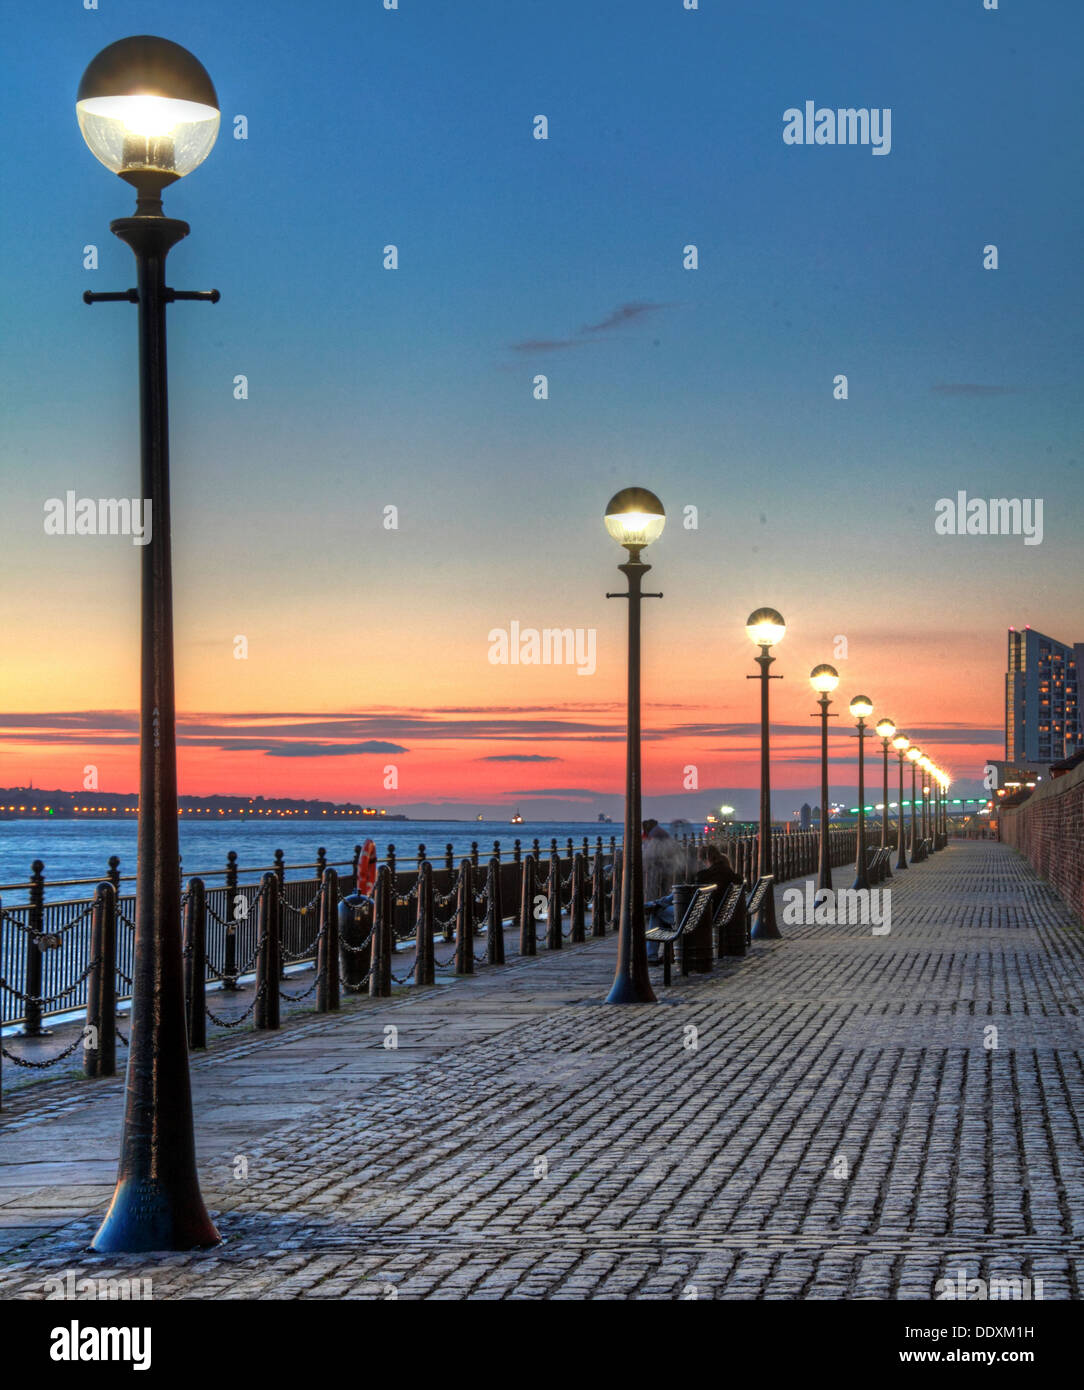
[580,301,667,334]
[478,753,560,763]
[510,300,670,353]
[931,383,1021,396]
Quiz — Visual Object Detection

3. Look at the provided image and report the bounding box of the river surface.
[0,818,637,902]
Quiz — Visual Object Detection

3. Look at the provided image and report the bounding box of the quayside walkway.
[0,840,1082,1299]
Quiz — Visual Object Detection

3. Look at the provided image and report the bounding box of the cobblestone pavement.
[1,841,1082,1300]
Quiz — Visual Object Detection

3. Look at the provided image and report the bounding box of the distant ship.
[510,810,524,825]
[597,813,613,823]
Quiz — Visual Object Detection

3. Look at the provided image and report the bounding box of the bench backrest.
[746,876,774,914]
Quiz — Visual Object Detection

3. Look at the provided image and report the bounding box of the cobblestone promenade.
[1,841,1082,1299]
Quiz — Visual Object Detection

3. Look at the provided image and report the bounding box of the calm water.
[0,819,632,903]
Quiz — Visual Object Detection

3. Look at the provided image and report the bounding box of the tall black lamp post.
[78,35,221,1252]
[809,664,839,891]
[892,734,910,870]
[746,609,785,938]
[920,757,932,847]
[604,488,665,1005]
[875,717,896,877]
[939,773,950,845]
[849,695,874,890]
[907,747,925,861]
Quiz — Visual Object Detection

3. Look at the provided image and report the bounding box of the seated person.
[693,844,744,913]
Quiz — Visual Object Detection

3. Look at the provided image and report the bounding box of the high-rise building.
[1005,627,1084,764]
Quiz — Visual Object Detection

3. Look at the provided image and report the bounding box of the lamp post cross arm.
[84,287,220,305]
[606,591,663,599]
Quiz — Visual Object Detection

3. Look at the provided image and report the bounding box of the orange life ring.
[356,839,378,897]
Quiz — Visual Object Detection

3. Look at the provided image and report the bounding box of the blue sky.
[1,0,1081,817]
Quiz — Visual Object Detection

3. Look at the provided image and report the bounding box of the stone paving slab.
[0,841,1081,1297]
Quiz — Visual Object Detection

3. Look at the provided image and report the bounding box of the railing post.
[610,845,623,926]
[223,850,239,989]
[415,861,434,986]
[352,843,362,884]
[486,857,505,965]
[254,872,280,1030]
[470,840,479,869]
[455,859,474,975]
[316,868,340,1013]
[182,877,207,1050]
[85,881,117,1078]
[493,839,502,863]
[513,839,522,864]
[519,855,536,956]
[445,843,454,872]
[546,849,562,950]
[273,849,288,977]
[570,852,586,943]
[316,845,327,879]
[592,844,608,936]
[21,860,46,1037]
[370,865,393,997]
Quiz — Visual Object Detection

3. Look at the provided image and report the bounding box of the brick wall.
[1000,760,1084,925]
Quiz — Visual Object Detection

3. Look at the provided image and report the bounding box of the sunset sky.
[2,1,1081,821]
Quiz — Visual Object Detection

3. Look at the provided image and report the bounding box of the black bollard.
[592,845,608,936]
[455,859,474,975]
[370,865,393,998]
[415,861,435,986]
[316,868,340,1013]
[519,856,537,956]
[86,881,117,1078]
[254,872,280,1031]
[546,849,562,950]
[223,850,239,990]
[486,857,505,965]
[21,861,47,1037]
[570,852,586,943]
[182,878,207,1050]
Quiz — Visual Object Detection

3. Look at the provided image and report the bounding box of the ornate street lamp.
[747,608,785,938]
[849,696,874,890]
[78,35,221,1252]
[940,773,951,845]
[875,717,896,875]
[920,756,933,847]
[907,747,925,861]
[809,664,839,891]
[604,488,665,1004]
[892,734,910,870]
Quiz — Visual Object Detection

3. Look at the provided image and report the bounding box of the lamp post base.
[605,973,657,1005]
[750,892,781,941]
[91,1178,219,1254]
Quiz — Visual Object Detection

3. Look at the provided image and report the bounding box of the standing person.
[643,820,685,963]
